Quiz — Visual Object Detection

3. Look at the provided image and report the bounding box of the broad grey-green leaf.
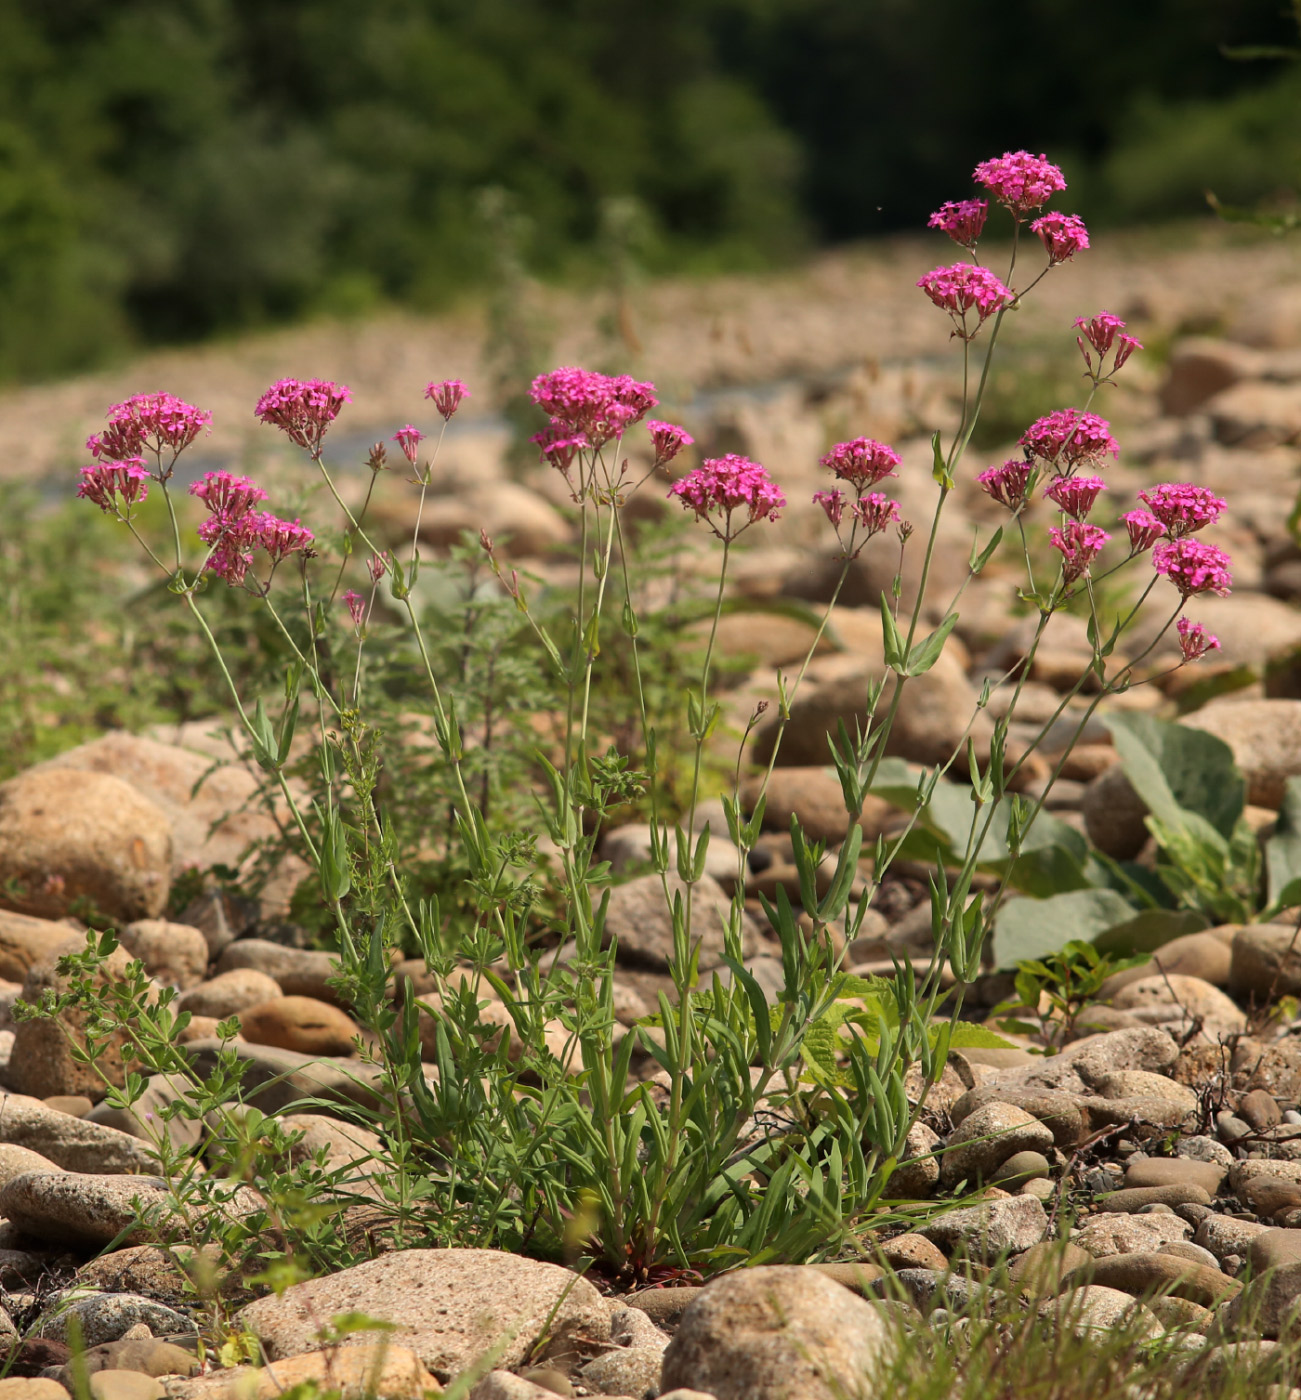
[992,888,1137,967]
[1106,713,1244,840]
[1267,775,1301,910]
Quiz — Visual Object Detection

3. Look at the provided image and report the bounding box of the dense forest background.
[1,0,1298,384]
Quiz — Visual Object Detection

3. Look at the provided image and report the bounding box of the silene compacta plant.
[35,149,1236,1288]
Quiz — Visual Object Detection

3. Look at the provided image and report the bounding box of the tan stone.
[176,969,282,1019]
[238,997,359,1056]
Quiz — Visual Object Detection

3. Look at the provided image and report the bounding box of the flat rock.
[176,970,282,1019]
[237,1249,610,1382]
[917,1194,1048,1263]
[1073,1251,1240,1307]
[1124,1157,1226,1195]
[116,922,209,991]
[1099,1185,1212,1213]
[237,997,359,1057]
[169,1345,441,1400]
[38,1293,195,1347]
[1073,1211,1192,1258]
[215,941,345,1005]
[599,872,758,972]
[659,1264,893,1400]
[0,1094,157,1173]
[940,1102,1054,1186]
[0,1171,261,1249]
[0,768,171,922]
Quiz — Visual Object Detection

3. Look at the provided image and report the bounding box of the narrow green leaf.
[906,611,960,677]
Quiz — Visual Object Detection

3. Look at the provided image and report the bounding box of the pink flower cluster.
[1177,616,1221,663]
[668,454,785,539]
[647,420,694,465]
[87,392,212,468]
[393,425,424,465]
[813,489,900,535]
[190,470,315,586]
[917,263,1015,337]
[1049,521,1110,583]
[1153,538,1233,599]
[77,459,152,516]
[976,460,1035,511]
[927,199,988,248]
[1044,474,1107,520]
[1075,312,1142,378]
[254,378,352,454]
[973,151,1067,216]
[530,367,658,448]
[1020,409,1119,470]
[1137,483,1226,537]
[425,379,469,420]
[819,437,901,489]
[1122,509,1166,553]
[1031,212,1089,265]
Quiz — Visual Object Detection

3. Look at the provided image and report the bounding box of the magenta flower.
[976,460,1034,512]
[973,151,1067,216]
[927,199,989,247]
[1153,538,1233,598]
[368,552,390,583]
[1050,521,1110,583]
[254,378,352,454]
[392,425,424,466]
[189,471,269,519]
[343,589,366,628]
[76,459,151,515]
[1020,409,1119,470]
[531,419,590,486]
[1121,509,1167,554]
[1137,483,1227,538]
[1073,312,1142,378]
[813,488,845,528]
[1031,212,1089,265]
[253,514,316,564]
[530,367,658,447]
[1045,474,1106,520]
[850,492,901,535]
[1177,616,1221,663]
[425,379,470,420]
[88,393,211,467]
[647,420,694,465]
[819,437,902,490]
[205,543,254,587]
[669,454,785,540]
[917,263,1015,338]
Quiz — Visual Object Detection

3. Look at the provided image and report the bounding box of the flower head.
[1177,616,1221,663]
[813,488,845,528]
[1153,538,1233,598]
[254,378,352,453]
[1045,473,1107,520]
[189,471,269,519]
[976,460,1034,512]
[531,418,589,485]
[1020,409,1119,470]
[669,454,785,539]
[927,199,989,248]
[973,151,1067,216]
[1031,212,1089,265]
[819,437,902,490]
[530,367,658,446]
[1074,312,1143,377]
[343,589,366,629]
[392,425,424,466]
[849,492,901,536]
[425,379,470,420]
[88,393,211,467]
[1137,483,1227,538]
[917,263,1015,338]
[368,552,390,583]
[76,459,151,516]
[1121,508,1167,554]
[1049,521,1110,583]
[646,420,694,465]
[252,513,316,564]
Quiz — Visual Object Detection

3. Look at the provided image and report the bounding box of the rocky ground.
[0,226,1300,1396]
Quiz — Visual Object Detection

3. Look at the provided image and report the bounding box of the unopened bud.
[480,528,493,553]
[754,700,769,716]
[898,520,915,543]
[367,442,389,472]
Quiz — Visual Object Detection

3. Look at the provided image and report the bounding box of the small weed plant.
[25,150,1241,1294]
